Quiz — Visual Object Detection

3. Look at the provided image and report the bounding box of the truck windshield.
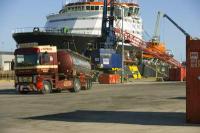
[16,54,39,67]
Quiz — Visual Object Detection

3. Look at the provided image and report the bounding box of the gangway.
[114,28,182,68]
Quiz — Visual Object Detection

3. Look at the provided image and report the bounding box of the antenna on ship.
[62,0,64,8]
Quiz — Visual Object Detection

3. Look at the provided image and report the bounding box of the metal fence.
[0,71,15,80]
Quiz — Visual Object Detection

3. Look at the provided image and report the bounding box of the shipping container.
[186,37,200,123]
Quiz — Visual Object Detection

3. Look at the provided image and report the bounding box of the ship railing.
[12,27,102,37]
[12,27,38,34]
[12,27,77,34]
[47,12,60,17]
[65,0,138,4]
[116,0,138,3]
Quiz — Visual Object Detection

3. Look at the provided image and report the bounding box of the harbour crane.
[152,11,162,43]
[162,12,190,37]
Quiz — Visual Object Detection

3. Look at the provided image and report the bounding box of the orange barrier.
[98,74,120,84]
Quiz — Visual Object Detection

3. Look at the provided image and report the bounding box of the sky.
[0,0,200,61]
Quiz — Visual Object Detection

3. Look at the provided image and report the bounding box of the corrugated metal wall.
[186,37,200,123]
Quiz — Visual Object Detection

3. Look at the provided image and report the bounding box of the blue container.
[91,48,122,69]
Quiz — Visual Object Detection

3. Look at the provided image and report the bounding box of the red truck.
[14,45,92,94]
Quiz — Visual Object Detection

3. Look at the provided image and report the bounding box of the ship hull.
[13,32,101,54]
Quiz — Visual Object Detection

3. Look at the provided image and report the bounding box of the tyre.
[53,89,62,93]
[17,90,28,94]
[42,81,52,94]
[71,78,81,93]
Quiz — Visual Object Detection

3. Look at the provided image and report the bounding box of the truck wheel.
[86,79,92,90]
[71,78,81,92]
[42,81,52,94]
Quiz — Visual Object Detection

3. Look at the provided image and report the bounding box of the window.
[129,7,134,14]
[86,6,90,10]
[75,6,78,11]
[108,7,110,11]
[91,6,95,10]
[16,54,39,67]
[95,6,99,10]
[134,8,139,15]
[42,52,50,65]
[82,6,84,10]
[77,6,81,11]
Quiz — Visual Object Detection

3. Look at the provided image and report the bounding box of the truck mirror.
[39,55,42,64]
[11,60,15,70]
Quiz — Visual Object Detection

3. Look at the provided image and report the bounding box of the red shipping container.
[186,37,200,123]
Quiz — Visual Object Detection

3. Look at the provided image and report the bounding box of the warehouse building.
[0,52,14,71]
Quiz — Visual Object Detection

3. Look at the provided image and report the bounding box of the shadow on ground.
[0,89,16,95]
[24,110,198,126]
[0,89,71,95]
[169,97,186,100]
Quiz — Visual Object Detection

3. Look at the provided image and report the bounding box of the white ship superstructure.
[45,0,143,39]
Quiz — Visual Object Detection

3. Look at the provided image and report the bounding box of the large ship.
[13,0,143,55]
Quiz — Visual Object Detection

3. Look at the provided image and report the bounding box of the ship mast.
[101,0,116,48]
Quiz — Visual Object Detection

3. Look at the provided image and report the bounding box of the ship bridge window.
[86,6,90,10]
[75,6,78,10]
[124,8,129,17]
[129,7,134,15]
[134,8,139,15]
[81,6,85,10]
[77,6,81,11]
[95,6,99,10]
[91,6,95,10]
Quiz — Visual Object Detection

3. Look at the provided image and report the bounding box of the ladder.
[114,28,182,68]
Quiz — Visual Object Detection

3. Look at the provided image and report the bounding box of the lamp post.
[121,7,124,83]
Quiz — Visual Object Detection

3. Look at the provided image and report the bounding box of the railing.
[12,27,69,34]
[65,0,138,4]
[0,71,15,81]
[114,27,182,68]
[12,27,101,36]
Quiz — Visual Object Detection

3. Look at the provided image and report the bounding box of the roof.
[0,51,14,55]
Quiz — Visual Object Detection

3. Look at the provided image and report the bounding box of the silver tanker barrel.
[57,49,92,77]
